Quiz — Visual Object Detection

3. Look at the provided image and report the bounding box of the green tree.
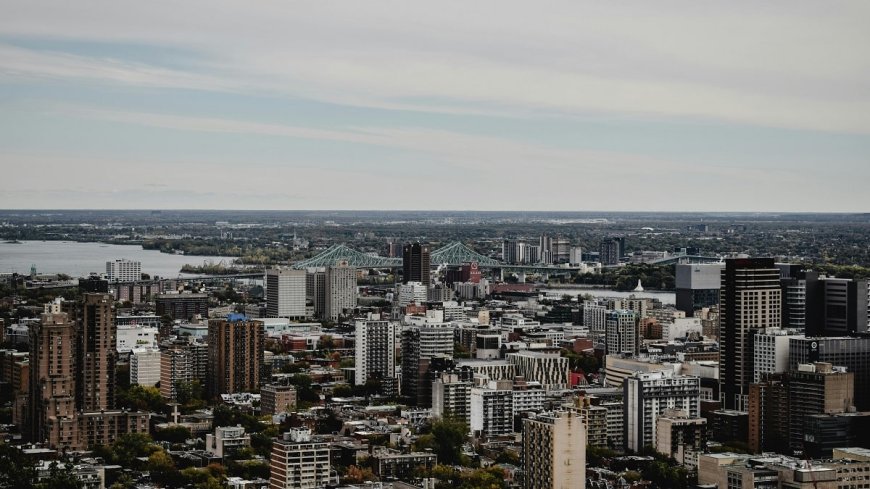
[429,418,468,466]
[154,425,192,444]
[0,443,37,488]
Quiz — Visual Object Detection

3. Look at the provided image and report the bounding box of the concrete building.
[370,449,437,480]
[719,258,782,411]
[522,411,586,489]
[432,371,472,426]
[159,338,208,400]
[507,350,569,390]
[675,263,724,317]
[599,238,622,266]
[207,425,251,458]
[266,268,307,319]
[470,380,514,438]
[324,261,357,321]
[28,312,78,447]
[155,293,209,322]
[662,317,703,342]
[655,409,707,469]
[261,384,297,415]
[787,362,855,452]
[207,317,265,398]
[583,301,607,336]
[789,336,870,411]
[116,324,158,353]
[354,319,397,387]
[305,269,326,320]
[753,328,803,383]
[105,259,141,282]
[624,370,701,453]
[129,348,161,386]
[605,310,638,355]
[401,325,454,406]
[269,428,332,489]
[77,293,117,411]
[397,282,428,307]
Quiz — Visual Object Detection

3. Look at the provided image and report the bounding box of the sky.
[1,1,869,212]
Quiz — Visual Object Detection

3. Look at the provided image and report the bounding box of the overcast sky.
[1,1,869,211]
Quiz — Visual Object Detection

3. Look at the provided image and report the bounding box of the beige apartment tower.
[522,411,586,489]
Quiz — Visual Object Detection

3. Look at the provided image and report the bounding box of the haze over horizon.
[2,1,869,212]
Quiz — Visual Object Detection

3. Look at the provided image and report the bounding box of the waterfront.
[0,240,234,278]
[539,286,676,305]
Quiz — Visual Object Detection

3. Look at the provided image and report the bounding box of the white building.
[207,425,251,458]
[625,370,701,453]
[662,317,703,342]
[116,324,158,353]
[397,282,428,307]
[507,350,569,390]
[569,246,584,266]
[583,301,607,336]
[354,319,397,386]
[266,268,307,319]
[269,428,332,489]
[470,380,514,437]
[605,310,638,355]
[130,348,161,386]
[432,372,472,425]
[753,328,804,383]
[325,262,357,321]
[106,259,141,282]
[513,380,545,416]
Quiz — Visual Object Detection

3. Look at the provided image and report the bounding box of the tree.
[37,461,84,489]
[117,385,167,413]
[0,442,37,488]
[154,425,192,444]
[429,418,468,466]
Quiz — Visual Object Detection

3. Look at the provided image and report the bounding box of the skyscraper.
[625,370,700,453]
[402,242,431,285]
[266,268,307,319]
[324,261,357,322]
[28,312,77,448]
[522,411,586,489]
[77,293,117,411]
[401,325,454,406]
[105,259,142,282]
[207,316,265,398]
[675,263,724,316]
[605,310,638,355]
[719,258,781,411]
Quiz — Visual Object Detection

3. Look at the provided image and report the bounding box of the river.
[0,240,235,279]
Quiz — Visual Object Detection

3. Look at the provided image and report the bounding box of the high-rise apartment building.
[432,370,473,425]
[470,380,514,438]
[129,348,161,386]
[260,384,297,415]
[599,239,621,266]
[401,325,454,406]
[624,370,701,453]
[105,259,141,282]
[402,242,431,285]
[159,338,208,401]
[354,319,397,386]
[324,261,357,322]
[207,317,265,398]
[719,258,781,411]
[269,428,332,489]
[155,293,209,322]
[77,293,117,411]
[605,310,638,355]
[396,282,428,307]
[305,269,326,319]
[266,268,307,319]
[28,312,78,448]
[753,328,803,383]
[522,411,586,489]
[655,410,707,469]
[583,301,607,336]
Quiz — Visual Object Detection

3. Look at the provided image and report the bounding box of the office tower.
[675,263,725,316]
[551,237,571,264]
[605,310,638,355]
[470,380,514,437]
[129,348,161,386]
[401,325,454,406]
[325,261,357,322]
[719,258,781,411]
[777,265,822,330]
[207,317,265,398]
[522,411,586,489]
[576,399,609,449]
[269,428,332,489]
[402,242,431,285]
[789,336,870,410]
[77,293,117,411]
[655,410,707,469]
[753,328,803,383]
[432,371,473,425]
[787,362,854,452]
[599,239,622,265]
[28,312,77,447]
[155,292,209,322]
[105,259,141,282]
[354,319,397,386]
[260,384,297,415]
[266,268,307,319]
[624,370,701,453]
[502,239,525,265]
[160,338,208,401]
[820,278,870,335]
[306,269,326,319]
[583,301,607,336]
[507,351,569,390]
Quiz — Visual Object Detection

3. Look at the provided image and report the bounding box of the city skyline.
[2,1,869,211]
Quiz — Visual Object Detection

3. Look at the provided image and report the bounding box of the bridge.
[291,241,586,273]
